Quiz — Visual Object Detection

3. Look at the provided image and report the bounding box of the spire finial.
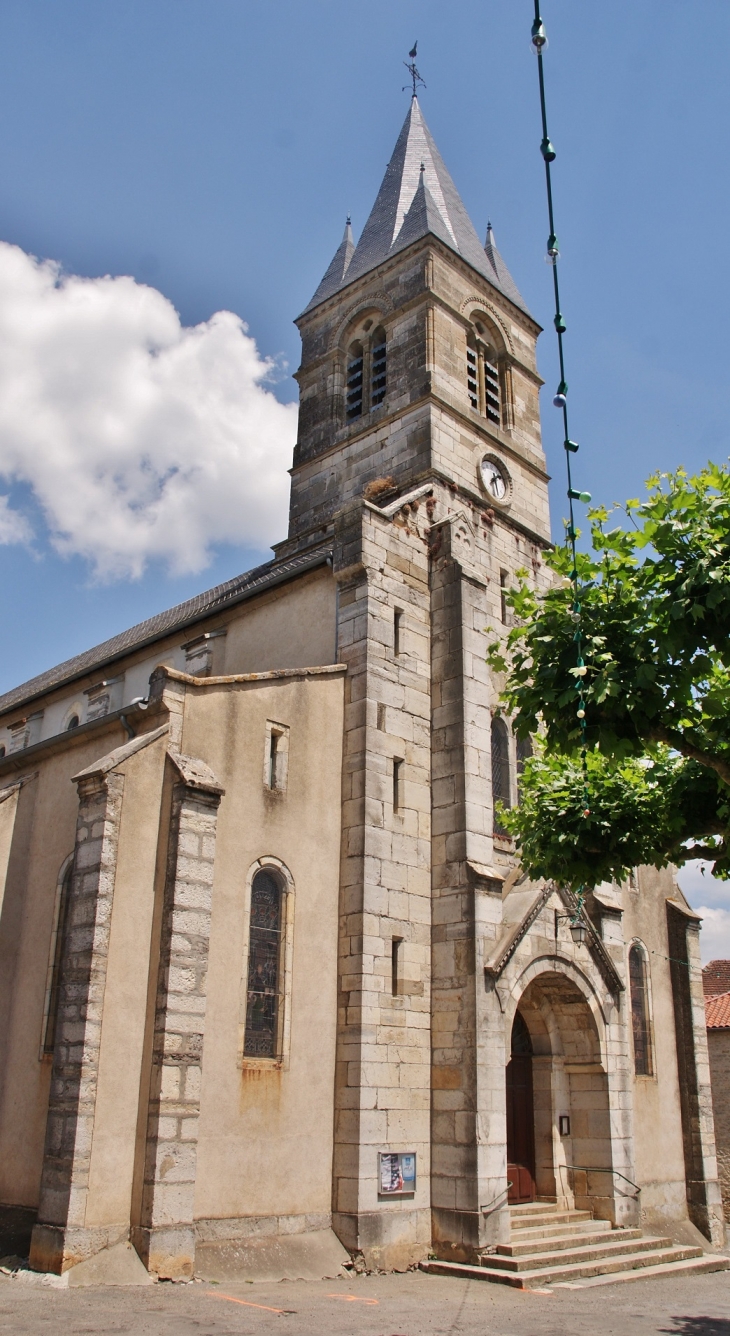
[402,42,426,98]
[346,214,351,226]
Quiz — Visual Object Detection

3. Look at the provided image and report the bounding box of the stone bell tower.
[288,96,553,1268]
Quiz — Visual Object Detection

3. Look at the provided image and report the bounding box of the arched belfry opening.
[508,970,615,1218]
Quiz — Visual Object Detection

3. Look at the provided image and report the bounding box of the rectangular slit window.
[393,758,403,814]
[264,721,290,793]
[394,607,403,658]
[392,937,403,997]
[500,570,509,625]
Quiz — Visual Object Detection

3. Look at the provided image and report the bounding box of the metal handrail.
[560,1163,641,1201]
[480,1182,513,1215]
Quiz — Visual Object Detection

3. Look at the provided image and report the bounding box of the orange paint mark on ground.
[206,1290,290,1313]
[326,1293,380,1305]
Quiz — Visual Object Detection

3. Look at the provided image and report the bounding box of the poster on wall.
[379,1152,417,1196]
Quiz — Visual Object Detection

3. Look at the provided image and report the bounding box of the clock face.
[480,456,509,502]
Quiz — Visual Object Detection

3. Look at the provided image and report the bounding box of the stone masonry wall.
[30,770,127,1273]
[133,757,223,1279]
[708,1029,730,1221]
[332,498,432,1270]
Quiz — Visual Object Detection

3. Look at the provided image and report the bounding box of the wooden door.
[506,1053,536,1204]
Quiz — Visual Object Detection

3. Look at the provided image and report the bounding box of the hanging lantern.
[541,137,557,162]
[570,919,588,946]
[546,233,560,264]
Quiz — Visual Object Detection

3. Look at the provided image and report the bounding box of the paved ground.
[1,1267,729,1336]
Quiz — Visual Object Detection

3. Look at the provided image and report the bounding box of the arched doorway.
[506,1011,536,1204]
[507,970,615,1219]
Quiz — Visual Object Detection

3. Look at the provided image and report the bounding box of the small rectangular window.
[393,758,404,814]
[394,607,403,658]
[500,570,509,625]
[392,937,403,997]
[264,721,289,792]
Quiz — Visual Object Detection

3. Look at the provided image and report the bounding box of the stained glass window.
[44,861,73,1055]
[244,869,284,1058]
[492,718,511,836]
[629,943,652,1076]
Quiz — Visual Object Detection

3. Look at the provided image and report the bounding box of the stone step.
[510,1208,593,1231]
[508,1199,558,1216]
[484,1232,671,1272]
[421,1244,707,1289]
[507,1218,612,1244]
[551,1253,730,1289]
[496,1227,642,1259]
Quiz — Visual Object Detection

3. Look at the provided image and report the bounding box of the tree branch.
[647,725,730,785]
[673,843,727,863]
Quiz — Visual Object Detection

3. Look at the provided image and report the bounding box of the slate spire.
[303,99,528,315]
[305,216,355,312]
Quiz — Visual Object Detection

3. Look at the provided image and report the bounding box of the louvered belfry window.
[485,356,501,424]
[244,869,284,1058]
[371,329,387,407]
[346,342,364,420]
[629,944,653,1076]
[467,342,479,408]
[491,718,511,835]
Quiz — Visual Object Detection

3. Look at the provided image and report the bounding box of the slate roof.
[703,959,730,998]
[302,97,529,317]
[0,547,330,720]
[706,990,730,1029]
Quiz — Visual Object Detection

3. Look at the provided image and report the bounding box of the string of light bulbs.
[531,4,591,917]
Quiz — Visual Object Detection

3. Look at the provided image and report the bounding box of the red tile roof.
[706,991,730,1030]
[703,960,730,998]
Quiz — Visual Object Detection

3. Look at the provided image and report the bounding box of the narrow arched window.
[516,735,533,801]
[629,943,653,1076]
[43,859,74,1055]
[370,327,387,407]
[491,718,511,835]
[244,868,285,1058]
[346,341,364,421]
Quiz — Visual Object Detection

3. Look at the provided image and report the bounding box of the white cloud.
[676,860,730,963]
[690,906,730,965]
[0,242,297,579]
[0,493,32,545]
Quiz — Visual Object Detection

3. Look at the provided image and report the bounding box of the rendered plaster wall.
[707,1029,730,1221]
[178,671,345,1231]
[622,868,693,1228]
[0,567,336,756]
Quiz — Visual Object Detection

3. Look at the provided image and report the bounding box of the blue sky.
[0,1,727,947]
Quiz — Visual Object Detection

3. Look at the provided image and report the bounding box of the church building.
[0,97,726,1283]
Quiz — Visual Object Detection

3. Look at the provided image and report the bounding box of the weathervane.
[403,42,426,98]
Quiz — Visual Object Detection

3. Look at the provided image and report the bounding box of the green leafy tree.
[489,464,730,889]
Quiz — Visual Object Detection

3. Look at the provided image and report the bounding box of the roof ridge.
[0,547,331,720]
